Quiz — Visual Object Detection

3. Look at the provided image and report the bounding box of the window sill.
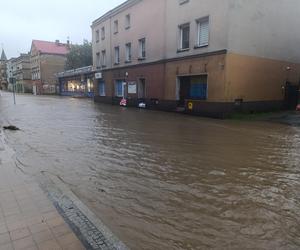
[177,48,190,53]
[114,63,120,66]
[138,57,146,61]
[125,26,130,30]
[125,60,132,64]
[101,65,107,68]
[194,44,209,49]
[114,32,118,35]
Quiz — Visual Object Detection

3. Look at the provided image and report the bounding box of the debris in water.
[3,125,20,131]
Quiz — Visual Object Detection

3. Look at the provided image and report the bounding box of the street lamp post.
[9,77,16,105]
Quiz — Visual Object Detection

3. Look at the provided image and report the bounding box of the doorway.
[284,82,299,109]
[138,78,146,99]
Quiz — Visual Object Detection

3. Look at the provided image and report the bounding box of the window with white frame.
[114,20,119,34]
[114,46,120,64]
[95,30,100,42]
[179,23,190,50]
[96,52,100,68]
[197,17,209,47]
[125,43,132,62]
[125,14,131,29]
[101,50,106,67]
[138,38,146,59]
[101,27,105,40]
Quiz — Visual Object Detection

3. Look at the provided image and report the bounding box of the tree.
[65,40,92,70]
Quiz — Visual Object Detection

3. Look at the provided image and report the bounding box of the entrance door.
[284,82,299,109]
[178,76,190,107]
[138,79,146,99]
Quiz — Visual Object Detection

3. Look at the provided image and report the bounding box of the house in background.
[8,53,33,93]
[91,0,300,117]
[30,40,69,95]
[56,66,95,98]
[0,49,8,90]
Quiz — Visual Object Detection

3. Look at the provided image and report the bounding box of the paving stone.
[12,235,36,250]
[9,227,31,241]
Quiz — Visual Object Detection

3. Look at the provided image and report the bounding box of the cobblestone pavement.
[0,128,128,250]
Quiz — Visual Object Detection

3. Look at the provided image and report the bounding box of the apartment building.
[30,40,69,95]
[91,0,300,117]
[9,53,33,93]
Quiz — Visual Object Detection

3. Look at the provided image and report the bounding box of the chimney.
[55,40,60,45]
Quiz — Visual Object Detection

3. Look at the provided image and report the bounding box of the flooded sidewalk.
[0,129,126,250]
[0,131,86,250]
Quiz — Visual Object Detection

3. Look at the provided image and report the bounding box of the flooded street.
[1,92,300,249]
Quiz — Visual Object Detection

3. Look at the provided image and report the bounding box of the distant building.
[56,66,95,98]
[0,49,8,90]
[30,40,69,95]
[91,0,300,117]
[8,53,33,93]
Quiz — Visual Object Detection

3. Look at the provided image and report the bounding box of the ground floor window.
[63,81,85,92]
[178,75,208,105]
[99,81,106,96]
[115,80,124,97]
[190,78,207,100]
[87,78,94,92]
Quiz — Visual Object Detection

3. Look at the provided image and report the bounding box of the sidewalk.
[0,131,85,250]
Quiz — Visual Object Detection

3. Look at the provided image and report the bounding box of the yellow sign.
[188,102,193,110]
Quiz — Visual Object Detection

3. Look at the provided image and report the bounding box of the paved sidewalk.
[0,131,85,250]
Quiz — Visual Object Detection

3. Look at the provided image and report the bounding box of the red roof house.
[31,40,69,56]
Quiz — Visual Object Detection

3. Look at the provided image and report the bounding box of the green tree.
[65,40,92,70]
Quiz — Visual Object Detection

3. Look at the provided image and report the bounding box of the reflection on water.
[1,93,300,249]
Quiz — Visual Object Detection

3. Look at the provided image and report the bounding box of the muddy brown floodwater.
[1,92,300,249]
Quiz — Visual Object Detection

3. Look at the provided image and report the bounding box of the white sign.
[128,82,137,94]
[95,72,102,79]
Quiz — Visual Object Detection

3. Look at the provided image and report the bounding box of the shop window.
[190,76,208,100]
[99,81,105,96]
[115,80,124,97]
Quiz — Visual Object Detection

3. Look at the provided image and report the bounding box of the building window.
[95,30,100,43]
[138,38,146,59]
[179,23,190,50]
[179,0,189,4]
[114,20,119,34]
[197,17,209,47]
[114,46,120,64]
[101,27,105,40]
[101,50,106,67]
[96,52,101,68]
[125,14,131,29]
[115,80,124,97]
[99,81,106,96]
[125,43,132,62]
[190,75,208,100]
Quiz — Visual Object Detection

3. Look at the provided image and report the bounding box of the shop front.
[56,66,95,98]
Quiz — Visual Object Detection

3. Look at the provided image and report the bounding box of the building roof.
[31,40,69,56]
[1,49,7,61]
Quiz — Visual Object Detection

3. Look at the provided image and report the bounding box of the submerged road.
[1,92,300,249]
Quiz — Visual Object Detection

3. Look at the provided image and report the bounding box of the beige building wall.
[40,54,66,86]
[225,53,300,102]
[227,0,300,63]
[165,0,229,59]
[92,0,166,69]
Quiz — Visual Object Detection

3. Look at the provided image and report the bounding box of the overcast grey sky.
[0,0,124,59]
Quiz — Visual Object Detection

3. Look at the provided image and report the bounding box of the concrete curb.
[38,172,129,250]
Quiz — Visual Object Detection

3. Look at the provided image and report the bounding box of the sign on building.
[128,82,137,94]
[95,72,102,79]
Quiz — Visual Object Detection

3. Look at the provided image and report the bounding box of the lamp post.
[9,77,16,105]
